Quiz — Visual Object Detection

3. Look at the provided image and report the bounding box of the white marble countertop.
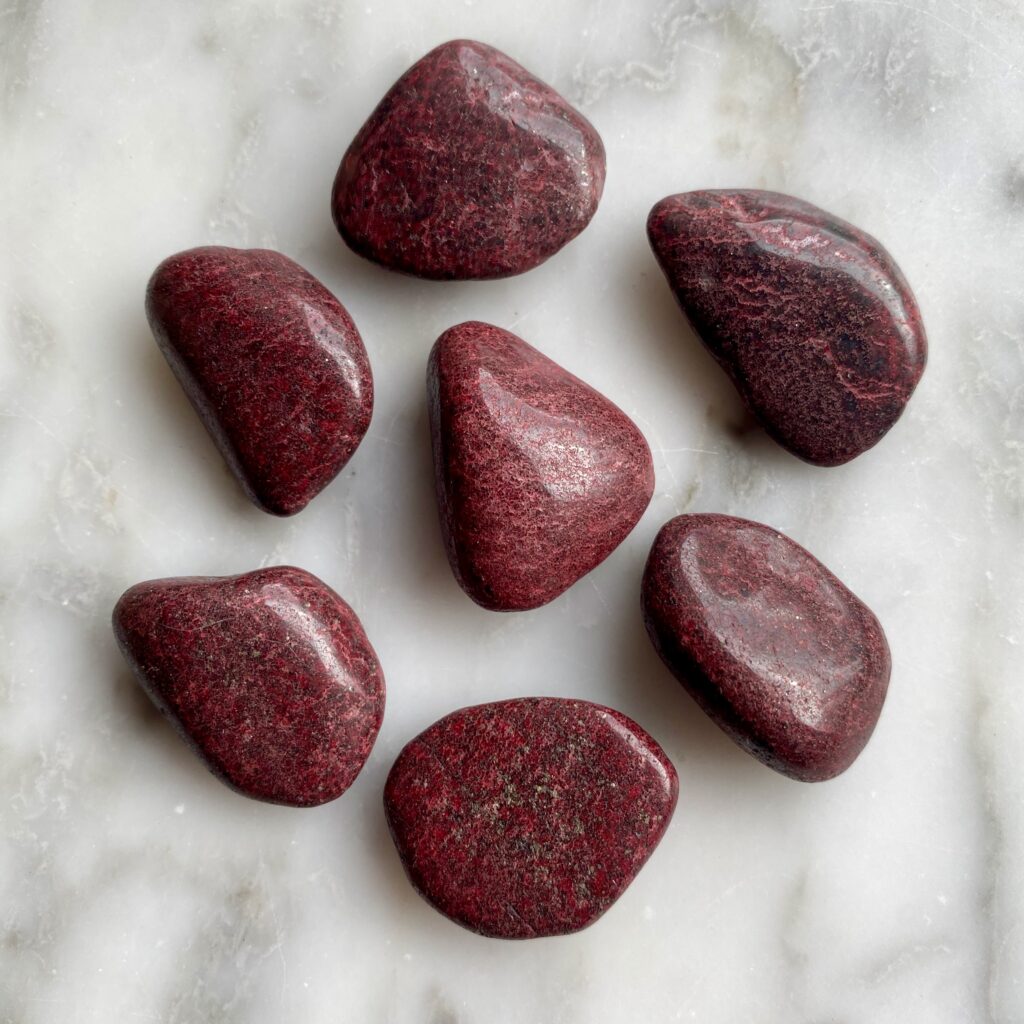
[2,1,1023,1021]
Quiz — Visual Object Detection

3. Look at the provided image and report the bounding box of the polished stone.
[428,321,654,611]
[112,566,385,806]
[647,189,927,466]
[332,39,606,280]
[384,697,678,938]
[641,514,890,782]
[146,246,373,516]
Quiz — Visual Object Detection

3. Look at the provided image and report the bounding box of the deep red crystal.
[146,246,373,515]
[428,321,654,611]
[384,697,678,938]
[642,514,890,782]
[332,39,606,280]
[112,566,385,806]
[647,190,927,466]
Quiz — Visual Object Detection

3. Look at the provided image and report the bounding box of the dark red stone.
[428,321,654,611]
[112,566,385,806]
[146,246,373,516]
[642,514,890,782]
[647,190,927,466]
[384,697,677,938]
[332,39,606,280]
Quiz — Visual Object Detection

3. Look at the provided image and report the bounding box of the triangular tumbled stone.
[332,39,606,280]
[428,321,654,611]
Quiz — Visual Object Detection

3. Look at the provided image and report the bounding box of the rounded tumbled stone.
[332,39,606,280]
[112,566,385,806]
[146,246,373,516]
[384,697,678,938]
[641,514,890,782]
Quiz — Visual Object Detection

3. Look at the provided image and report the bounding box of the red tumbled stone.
[384,697,678,938]
[428,321,654,611]
[642,514,890,782]
[146,246,373,516]
[332,39,606,280]
[647,190,927,466]
[113,566,385,807]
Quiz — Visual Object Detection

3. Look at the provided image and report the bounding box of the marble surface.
[1,0,1022,1020]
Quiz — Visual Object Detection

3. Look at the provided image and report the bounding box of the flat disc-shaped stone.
[642,514,890,782]
[332,39,606,280]
[146,246,374,515]
[647,190,927,466]
[113,567,385,806]
[428,321,654,611]
[384,697,678,938]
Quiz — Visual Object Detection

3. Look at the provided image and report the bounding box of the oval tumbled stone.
[647,190,927,466]
[384,698,678,938]
[332,39,606,280]
[113,567,385,806]
[641,514,890,782]
[146,246,373,516]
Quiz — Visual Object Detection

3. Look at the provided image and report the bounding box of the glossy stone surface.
[146,246,373,515]
[384,697,677,939]
[332,39,606,280]
[428,321,654,611]
[647,190,927,466]
[112,567,385,806]
[642,515,890,781]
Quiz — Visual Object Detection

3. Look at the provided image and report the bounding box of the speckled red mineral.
[332,39,606,280]
[641,514,890,782]
[146,246,373,516]
[428,321,654,611]
[113,567,385,806]
[384,697,678,938]
[647,190,927,466]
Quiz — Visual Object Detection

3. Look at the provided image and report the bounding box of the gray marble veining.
[1,0,1022,1021]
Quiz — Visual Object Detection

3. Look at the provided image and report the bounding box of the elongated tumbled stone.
[384,697,678,938]
[642,514,890,782]
[332,39,606,280]
[113,567,385,806]
[428,321,654,611]
[146,246,373,516]
[647,190,927,466]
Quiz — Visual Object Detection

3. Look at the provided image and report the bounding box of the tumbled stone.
[113,566,385,806]
[384,697,677,938]
[647,190,927,466]
[146,246,373,516]
[332,39,606,280]
[642,514,890,782]
[428,321,654,611]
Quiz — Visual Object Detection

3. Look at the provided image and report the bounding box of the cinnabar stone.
[332,39,606,280]
[384,697,678,938]
[112,567,385,806]
[428,321,654,611]
[642,514,890,782]
[146,246,373,516]
[647,190,927,466]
